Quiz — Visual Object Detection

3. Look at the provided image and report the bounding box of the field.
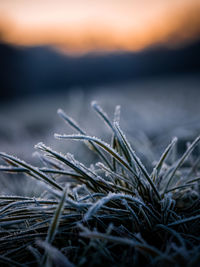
[0,75,200,266]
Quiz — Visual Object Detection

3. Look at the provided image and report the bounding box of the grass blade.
[164,135,200,193]
[114,123,161,200]
[54,134,137,177]
[46,187,67,244]
[0,152,62,191]
[152,137,177,177]
[58,108,112,169]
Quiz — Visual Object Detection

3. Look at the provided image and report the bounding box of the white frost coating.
[35,142,99,183]
[152,137,178,176]
[57,108,85,134]
[114,122,161,200]
[96,162,134,186]
[84,193,142,221]
[91,101,108,120]
[0,150,51,184]
[114,105,121,124]
[35,142,46,150]
[37,240,75,267]
[44,184,91,210]
[54,134,132,172]
[57,108,64,116]
[91,100,113,129]
[66,152,98,179]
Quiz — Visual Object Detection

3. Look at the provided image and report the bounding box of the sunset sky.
[0,0,200,54]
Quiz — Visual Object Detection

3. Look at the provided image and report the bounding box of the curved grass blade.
[0,165,83,180]
[0,153,62,191]
[114,123,161,200]
[111,105,121,170]
[91,101,114,131]
[152,137,177,177]
[83,193,154,222]
[35,143,97,185]
[41,187,69,265]
[58,108,112,169]
[54,134,137,178]
[79,225,164,258]
[96,162,136,187]
[155,224,185,247]
[186,177,200,184]
[37,240,74,267]
[164,135,200,193]
[46,187,67,244]
[167,214,200,227]
[35,143,113,193]
[92,101,132,164]
[165,184,196,193]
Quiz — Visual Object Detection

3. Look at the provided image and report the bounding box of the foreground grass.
[0,101,200,266]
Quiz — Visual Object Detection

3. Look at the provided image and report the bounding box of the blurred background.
[0,0,200,195]
[0,0,200,99]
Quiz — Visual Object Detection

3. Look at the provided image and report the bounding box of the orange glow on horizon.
[0,0,200,54]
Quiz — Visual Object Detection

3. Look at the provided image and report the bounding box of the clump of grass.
[0,102,200,266]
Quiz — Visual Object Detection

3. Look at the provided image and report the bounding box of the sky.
[0,0,200,54]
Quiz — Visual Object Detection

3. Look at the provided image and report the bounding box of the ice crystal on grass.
[0,101,200,266]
